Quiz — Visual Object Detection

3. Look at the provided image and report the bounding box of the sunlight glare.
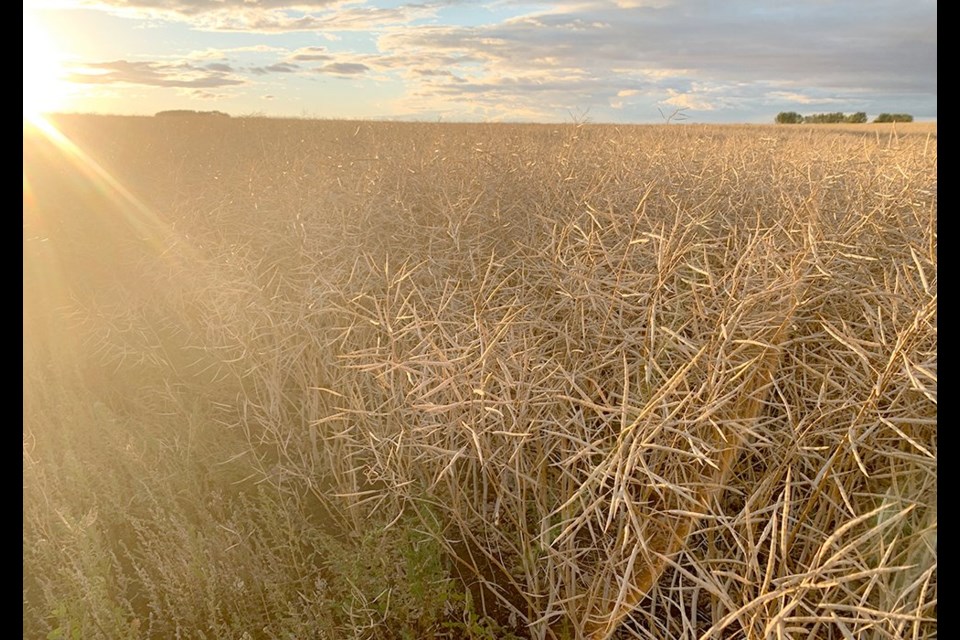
[23,13,68,120]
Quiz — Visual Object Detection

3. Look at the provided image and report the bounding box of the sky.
[24,0,937,123]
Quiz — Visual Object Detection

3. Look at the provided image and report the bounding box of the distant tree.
[775,111,804,124]
[874,113,914,123]
[155,110,231,118]
[803,112,848,124]
[778,111,870,124]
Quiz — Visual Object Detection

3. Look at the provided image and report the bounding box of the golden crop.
[24,116,936,639]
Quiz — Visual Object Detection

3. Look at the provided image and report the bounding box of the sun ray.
[24,116,190,259]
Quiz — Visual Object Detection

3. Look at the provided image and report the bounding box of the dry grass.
[24,115,936,639]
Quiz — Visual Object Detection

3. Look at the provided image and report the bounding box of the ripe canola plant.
[24,115,936,639]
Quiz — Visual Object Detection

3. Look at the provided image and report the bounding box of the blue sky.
[27,0,937,122]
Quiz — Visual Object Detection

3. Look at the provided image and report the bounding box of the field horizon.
[32,111,939,130]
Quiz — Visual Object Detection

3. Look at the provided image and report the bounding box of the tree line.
[775,111,914,124]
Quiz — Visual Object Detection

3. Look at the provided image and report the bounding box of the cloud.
[293,53,333,61]
[315,62,370,75]
[60,0,935,121]
[269,62,299,72]
[187,45,287,60]
[292,48,333,61]
[412,68,460,79]
[190,88,227,99]
[250,62,300,74]
[615,0,674,7]
[292,4,440,31]
[81,0,443,33]
[68,60,246,88]
[764,91,844,106]
[661,89,715,111]
[83,0,341,17]
[370,0,935,120]
[610,88,643,108]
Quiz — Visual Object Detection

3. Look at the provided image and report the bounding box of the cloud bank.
[59,0,937,121]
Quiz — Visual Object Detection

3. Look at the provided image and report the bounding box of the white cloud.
[766,91,847,106]
[661,89,714,111]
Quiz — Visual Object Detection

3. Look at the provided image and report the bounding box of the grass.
[24,115,936,639]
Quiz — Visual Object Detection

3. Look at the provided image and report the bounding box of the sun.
[23,13,68,120]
